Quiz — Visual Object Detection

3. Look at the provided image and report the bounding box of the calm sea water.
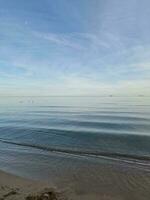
[0,96,150,199]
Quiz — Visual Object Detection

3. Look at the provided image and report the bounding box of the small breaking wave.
[0,138,149,169]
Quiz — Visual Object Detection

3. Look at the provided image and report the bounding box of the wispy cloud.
[33,31,85,50]
[0,0,150,96]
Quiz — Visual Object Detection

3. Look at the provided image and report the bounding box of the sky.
[0,0,150,96]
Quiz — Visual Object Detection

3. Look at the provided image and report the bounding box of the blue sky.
[0,0,150,96]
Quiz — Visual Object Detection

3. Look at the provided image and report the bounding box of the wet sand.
[0,170,67,200]
[0,164,150,200]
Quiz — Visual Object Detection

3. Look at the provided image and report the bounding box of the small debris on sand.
[26,189,60,200]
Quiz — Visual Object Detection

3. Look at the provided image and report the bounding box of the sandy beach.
[0,170,67,200]
[0,169,123,200]
[0,165,150,200]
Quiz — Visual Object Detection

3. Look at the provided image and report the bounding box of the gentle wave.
[0,97,150,174]
[0,138,150,165]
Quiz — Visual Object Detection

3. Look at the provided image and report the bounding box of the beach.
[0,165,150,200]
[0,170,67,200]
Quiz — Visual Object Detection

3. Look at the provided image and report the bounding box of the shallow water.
[0,96,150,199]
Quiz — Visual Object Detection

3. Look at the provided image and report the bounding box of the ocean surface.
[0,96,150,199]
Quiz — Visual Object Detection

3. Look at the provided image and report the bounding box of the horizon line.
[0,95,149,98]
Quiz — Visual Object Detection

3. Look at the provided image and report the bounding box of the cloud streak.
[0,0,150,96]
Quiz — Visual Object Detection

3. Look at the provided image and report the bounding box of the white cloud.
[33,31,85,50]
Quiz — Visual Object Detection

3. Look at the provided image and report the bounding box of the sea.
[0,96,150,199]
